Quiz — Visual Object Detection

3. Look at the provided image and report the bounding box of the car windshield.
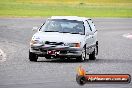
[40,19,85,34]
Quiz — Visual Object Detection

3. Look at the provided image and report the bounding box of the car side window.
[87,19,96,32]
[84,21,93,35]
[86,20,92,31]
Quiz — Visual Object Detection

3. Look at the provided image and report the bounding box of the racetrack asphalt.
[0,18,132,88]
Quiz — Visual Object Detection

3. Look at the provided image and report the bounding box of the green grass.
[0,0,132,17]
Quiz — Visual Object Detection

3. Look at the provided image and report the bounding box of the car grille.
[45,41,64,45]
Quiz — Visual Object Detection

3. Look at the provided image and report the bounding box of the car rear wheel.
[76,47,86,62]
[29,51,38,62]
[89,45,98,60]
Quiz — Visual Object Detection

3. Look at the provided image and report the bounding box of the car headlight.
[30,40,41,46]
[65,43,80,47]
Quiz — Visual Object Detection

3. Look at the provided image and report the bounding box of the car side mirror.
[32,26,39,31]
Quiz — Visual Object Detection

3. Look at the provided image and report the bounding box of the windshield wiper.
[44,31,59,32]
[59,31,70,33]
[70,32,79,34]
[59,32,81,34]
[70,32,84,35]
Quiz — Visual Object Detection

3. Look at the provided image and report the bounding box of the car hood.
[32,31,85,43]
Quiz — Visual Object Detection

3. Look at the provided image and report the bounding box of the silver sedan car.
[29,16,98,62]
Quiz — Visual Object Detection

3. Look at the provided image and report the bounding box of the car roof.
[50,16,91,21]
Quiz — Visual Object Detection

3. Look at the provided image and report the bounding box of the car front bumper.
[30,45,82,58]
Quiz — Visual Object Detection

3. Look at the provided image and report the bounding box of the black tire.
[29,51,38,62]
[76,47,86,62]
[89,45,97,60]
[96,42,98,55]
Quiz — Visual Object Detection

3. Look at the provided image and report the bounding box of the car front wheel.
[29,51,38,62]
[76,47,86,62]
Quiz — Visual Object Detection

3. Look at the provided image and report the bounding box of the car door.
[87,19,97,46]
[84,20,94,53]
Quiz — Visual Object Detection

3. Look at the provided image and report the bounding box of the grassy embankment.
[0,0,132,17]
